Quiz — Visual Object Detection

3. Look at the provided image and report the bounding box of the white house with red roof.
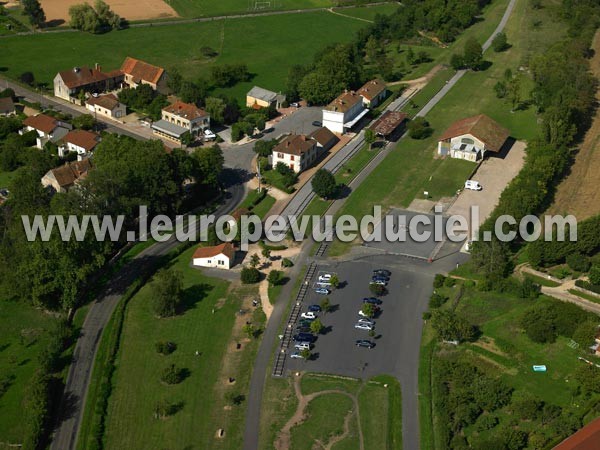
[58,130,101,160]
[152,101,210,144]
[22,114,72,149]
[86,94,126,120]
[192,242,235,270]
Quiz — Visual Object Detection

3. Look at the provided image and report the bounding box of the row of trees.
[471,1,599,285]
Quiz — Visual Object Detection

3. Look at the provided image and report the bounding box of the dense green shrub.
[566,253,591,272]
[241,267,261,284]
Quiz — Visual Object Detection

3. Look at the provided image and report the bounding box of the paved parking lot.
[363,209,447,259]
[286,257,435,381]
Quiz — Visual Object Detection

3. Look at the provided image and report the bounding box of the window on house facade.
[290,155,294,161]
[218,260,224,265]
[278,153,284,158]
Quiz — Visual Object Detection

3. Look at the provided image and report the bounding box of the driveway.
[447,141,526,230]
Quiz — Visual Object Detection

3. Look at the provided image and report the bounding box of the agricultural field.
[547,30,600,220]
[259,372,402,450]
[39,0,178,24]
[419,281,600,448]
[327,0,565,256]
[1,11,369,100]
[99,246,266,450]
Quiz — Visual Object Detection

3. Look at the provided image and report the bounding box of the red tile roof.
[192,242,235,260]
[163,101,207,120]
[357,78,387,101]
[48,158,93,188]
[120,57,164,85]
[369,111,408,136]
[86,93,121,110]
[553,416,600,450]
[57,66,110,89]
[273,134,316,156]
[325,91,362,113]
[438,114,510,153]
[308,126,339,146]
[62,130,101,152]
[23,114,62,134]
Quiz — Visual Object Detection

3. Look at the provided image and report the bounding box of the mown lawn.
[2,12,368,101]
[239,189,276,219]
[0,301,58,444]
[168,0,332,18]
[102,245,264,450]
[260,373,402,449]
[0,170,16,188]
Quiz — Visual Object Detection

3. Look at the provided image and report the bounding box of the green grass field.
[331,3,399,21]
[168,0,332,18]
[0,301,59,444]
[239,189,276,218]
[0,170,16,188]
[259,372,401,449]
[2,11,369,101]
[101,246,265,450]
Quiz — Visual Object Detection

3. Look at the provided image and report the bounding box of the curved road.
[242,0,518,448]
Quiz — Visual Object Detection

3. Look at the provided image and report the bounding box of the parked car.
[370,279,387,286]
[356,340,375,349]
[301,311,317,320]
[295,326,311,333]
[362,297,382,305]
[294,342,311,350]
[358,307,379,318]
[354,322,374,331]
[372,275,389,283]
[465,180,482,191]
[357,318,375,326]
[312,120,322,127]
[290,352,306,359]
[299,319,314,326]
[318,274,332,282]
[308,304,322,312]
[293,333,316,342]
[290,102,300,108]
[315,288,330,295]
[373,269,391,277]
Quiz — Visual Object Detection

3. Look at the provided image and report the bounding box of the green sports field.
[167,0,332,18]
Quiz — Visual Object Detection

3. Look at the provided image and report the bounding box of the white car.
[358,310,375,318]
[203,129,217,140]
[290,352,306,359]
[301,311,317,320]
[354,322,374,331]
[318,274,332,282]
[357,318,375,325]
[465,180,482,191]
[294,342,311,350]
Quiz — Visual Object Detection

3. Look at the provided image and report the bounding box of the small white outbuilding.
[192,242,235,270]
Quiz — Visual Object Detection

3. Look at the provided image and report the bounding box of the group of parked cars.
[314,272,333,295]
[291,304,321,359]
[353,269,391,349]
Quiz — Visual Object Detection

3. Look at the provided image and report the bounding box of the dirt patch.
[40,0,178,23]
[547,30,600,220]
[472,336,508,357]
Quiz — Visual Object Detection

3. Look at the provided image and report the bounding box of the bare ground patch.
[40,0,178,23]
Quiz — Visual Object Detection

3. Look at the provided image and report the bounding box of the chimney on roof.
[73,67,80,73]
[95,63,100,71]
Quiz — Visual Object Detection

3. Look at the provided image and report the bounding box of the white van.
[465,180,482,191]
[294,342,311,351]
